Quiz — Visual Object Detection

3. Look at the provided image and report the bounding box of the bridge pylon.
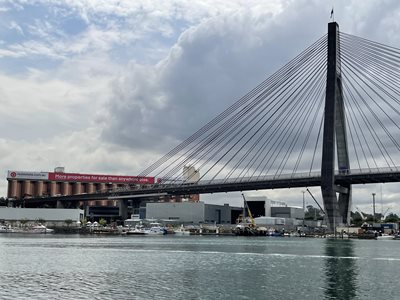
[321,22,352,231]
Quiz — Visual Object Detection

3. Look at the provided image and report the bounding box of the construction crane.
[241,193,256,227]
[381,207,391,221]
[306,189,326,216]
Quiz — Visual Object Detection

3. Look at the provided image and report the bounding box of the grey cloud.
[101,3,329,152]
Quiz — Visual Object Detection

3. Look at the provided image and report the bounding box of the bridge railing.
[336,166,400,175]
[195,171,322,186]
[139,166,400,190]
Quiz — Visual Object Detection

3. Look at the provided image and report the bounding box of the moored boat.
[266,229,282,237]
[126,224,146,235]
[0,225,15,233]
[376,234,394,240]
[29,224,54,234]
[145,223,167,235]
[0,224,53,234]
[234,224,263,236]
[174,225,191,235]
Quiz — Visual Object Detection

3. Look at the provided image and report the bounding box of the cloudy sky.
[1,0,400,216]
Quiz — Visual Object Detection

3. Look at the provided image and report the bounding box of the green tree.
[351,211,364,227]
[20,218,29,228]
[384,213,399,223]
[64,219,73,227]
[366,214,374,222]
[305,205,324,220]
[0,197,8,206]
[99,218,107,227]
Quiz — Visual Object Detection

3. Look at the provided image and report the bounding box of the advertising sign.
[7,171,49,180]
[48,172,155,184]
[7,170,154,184]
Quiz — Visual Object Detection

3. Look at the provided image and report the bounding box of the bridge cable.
[164,37,328,183]
[152,35,328,183]
[222,50,328,182]
[138,34,328,178]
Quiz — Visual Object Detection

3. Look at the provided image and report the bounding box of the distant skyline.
[1,0,400,215]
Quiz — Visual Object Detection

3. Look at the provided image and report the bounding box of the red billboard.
[48,172,154,184]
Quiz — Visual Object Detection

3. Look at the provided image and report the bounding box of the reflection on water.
[324,239,357,300]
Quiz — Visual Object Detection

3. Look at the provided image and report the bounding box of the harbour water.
[0,235,399,299]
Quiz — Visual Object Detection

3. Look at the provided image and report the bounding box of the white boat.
[144,223,166,235]
[29,224,54,234]
[376,234,393,240]
[0,225,15,233]
[126,224,146,235]
[174,225,191,235]
[0,224,53,234]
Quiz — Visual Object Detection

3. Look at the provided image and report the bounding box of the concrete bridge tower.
[321,22,352,231]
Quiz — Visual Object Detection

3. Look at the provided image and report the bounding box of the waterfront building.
[145,201,242,224]
[246,196,303,219]
[0,207,83,227]
[245,196,287,218]
[245,196,320,231]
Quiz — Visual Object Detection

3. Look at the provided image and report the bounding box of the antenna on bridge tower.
[321,22,351,232]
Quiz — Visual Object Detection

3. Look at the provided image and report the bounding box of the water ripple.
[1,236,400,299]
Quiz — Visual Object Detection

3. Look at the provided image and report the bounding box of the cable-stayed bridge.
[29,22,400,231]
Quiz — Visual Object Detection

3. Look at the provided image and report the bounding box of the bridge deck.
[22,167,400,204]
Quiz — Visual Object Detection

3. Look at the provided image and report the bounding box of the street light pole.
[302,191,305,233]
[372,193,376,224]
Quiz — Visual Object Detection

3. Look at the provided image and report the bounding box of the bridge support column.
[119,200,129,220]
[338,186,352,224]
[321,22,351,231]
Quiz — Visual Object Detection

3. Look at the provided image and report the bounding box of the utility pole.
[372,193,376,223]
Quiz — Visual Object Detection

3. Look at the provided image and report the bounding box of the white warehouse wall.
[0,208,84,223]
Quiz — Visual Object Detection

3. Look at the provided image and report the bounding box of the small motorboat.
[126,225,146,235]
[145,223,166,235]
[29,224,54,234]
[174,225,191,235]
[0,225,15,233]
[376,234,393,240]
